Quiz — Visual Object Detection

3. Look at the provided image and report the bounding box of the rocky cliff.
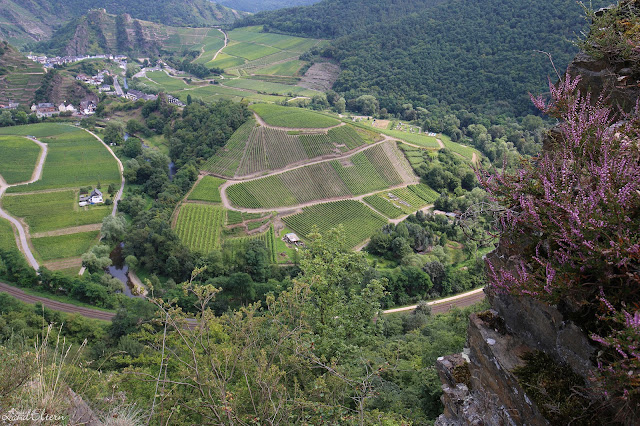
[434,6,640,422]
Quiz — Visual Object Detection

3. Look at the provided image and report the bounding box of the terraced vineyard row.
[202,119,255,176]
[363,184,440,218]
[363,195,406,218]
[227,210,270,225]
[327,126,366,150]
[282,200,387,248]
[222,226,277,263]
[227,142,416,209]
[238,126,268,176]
[174,204,225,253]
[203,120,371,178]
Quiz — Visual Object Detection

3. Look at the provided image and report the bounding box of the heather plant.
[478,73,640,415]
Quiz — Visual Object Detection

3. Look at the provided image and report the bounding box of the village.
[28,56,185,119]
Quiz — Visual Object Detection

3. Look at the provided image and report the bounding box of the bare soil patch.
[299,61,341,92]
[372,119,390,129]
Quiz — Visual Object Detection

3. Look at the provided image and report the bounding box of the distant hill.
[0,42,44,106]
[34,10,173,57]
[235,0,448,38]
[237,0,608,116]
[0,0,244,47]
[217,0,320,13]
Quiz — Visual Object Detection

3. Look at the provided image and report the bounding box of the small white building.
[284,233,301,245]
[79,188,104,206]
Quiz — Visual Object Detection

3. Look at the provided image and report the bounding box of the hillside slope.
[0,42,44,106]
[237,0,608,116]
[218,0,320,13]
[236,0,448,38]
[0,0,244,47]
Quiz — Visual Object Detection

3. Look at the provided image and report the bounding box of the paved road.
[0,136,48,269]
[0,281,116,321]
[113,76,124,97]
[382,287,486,314]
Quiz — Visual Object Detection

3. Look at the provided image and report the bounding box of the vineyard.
[222,225,277,263]
[226,210,269,225]
[187,176,226,203]
[201,119,255,176]
[0,136,41,184]
[202,120,370,178]
[282,200,387,248]
[174,203,225,253]
[226,142,416,209]
[363,184,440,218]
[250,104,340,128]
[4,127,120,194]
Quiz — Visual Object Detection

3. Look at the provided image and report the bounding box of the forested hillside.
[239,0,607,116]
[0,0,242,47]
[236,0,448,38]
[218,0,320,13]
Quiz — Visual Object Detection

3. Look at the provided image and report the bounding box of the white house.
[79,188,103,206]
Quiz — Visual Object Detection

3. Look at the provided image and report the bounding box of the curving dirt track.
[0,136,48,269]
[0,281,115,321]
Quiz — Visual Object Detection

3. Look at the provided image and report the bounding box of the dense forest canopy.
[236,0,448,38]
[218,0,320,13]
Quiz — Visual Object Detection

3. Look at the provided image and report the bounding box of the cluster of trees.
[168,99,250,167]
[367,211,487,306]
[0,231,485,423]
[0,249,124,309]
[163,53,223,79]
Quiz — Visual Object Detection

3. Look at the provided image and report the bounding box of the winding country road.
[0,136,48,269]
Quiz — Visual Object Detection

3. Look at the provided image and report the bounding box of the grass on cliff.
[513,351,597,425]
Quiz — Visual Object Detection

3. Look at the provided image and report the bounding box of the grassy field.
[31,231,99,261]
[174,203,225,253]
[383,130,441,149]
[187,176,225,203]
[440,134,479,161]
[0,135,41,184]
[250,104,340,128]
[0,219,16,251]
[145,71,190,91]
[2,125,120,193]
[226,142,413,209]
[282,200,387,248]
[223,78,317,97]
[172,85,285,104]
[2,190,110,233]
[254,60,304,76]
